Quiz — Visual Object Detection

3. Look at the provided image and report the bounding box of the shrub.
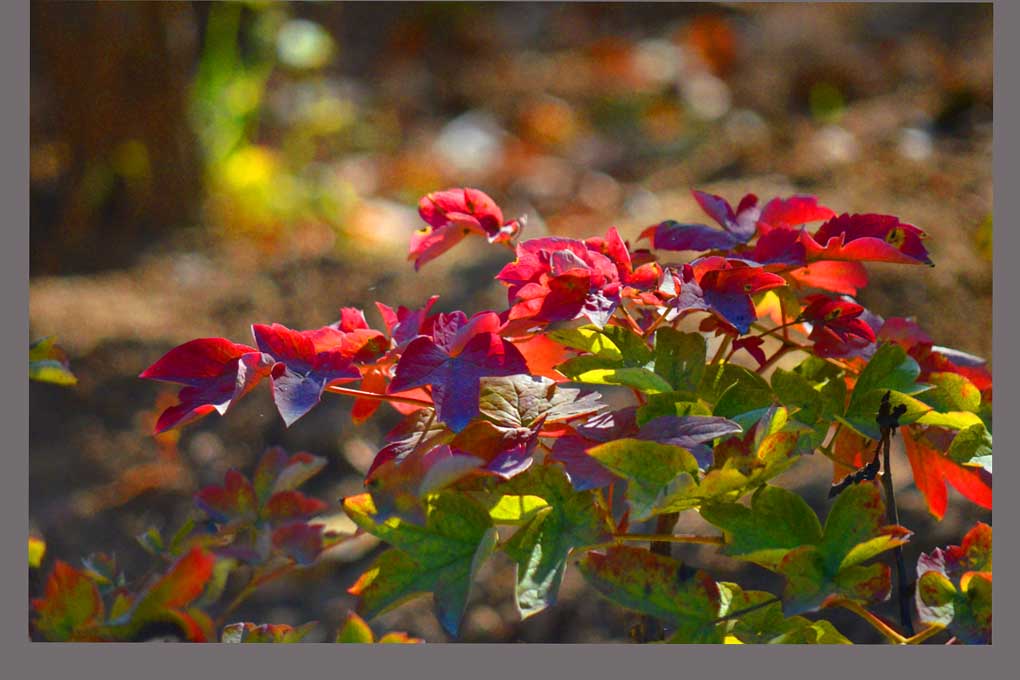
[31,187,992,644]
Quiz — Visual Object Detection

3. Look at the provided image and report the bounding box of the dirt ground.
[29,3,992,643]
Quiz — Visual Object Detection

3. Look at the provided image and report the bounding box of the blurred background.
[29,2,992,642]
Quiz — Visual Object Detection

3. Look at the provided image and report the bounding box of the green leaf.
[700,486,823,570]
[918,372,982,413]
[577,546,722,642]
[699,363,771,406]
[652,328,706,393]
[335,611,375,643]
[343,492,498,637]
[840,389,931,439]
[948,423,992,473]
[916,410,983,431]
[636,392,711,426]
[851,342,926,398]
[709,582,851,644]
[771,365,846,453]
[497,466,614,618]
[559,358,673,394]
[547,326,622,360]
[586,439,700,520]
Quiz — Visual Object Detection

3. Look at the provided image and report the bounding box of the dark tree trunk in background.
[31,1,201,275]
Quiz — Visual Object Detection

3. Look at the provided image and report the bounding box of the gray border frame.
[5,0,1012,677]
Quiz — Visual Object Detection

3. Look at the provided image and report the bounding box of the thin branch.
[613,533,726,546]
[711,596,782,625]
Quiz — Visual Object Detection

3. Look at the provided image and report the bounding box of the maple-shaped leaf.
[554,324,673,395]
[32,561,105,641]
[699,362,776,429]
[584,227,662,291]
[586,439,701,521]
[343,492,498,638]
[700,486,823,571]
[915,522,991,644]
[335,611,424,644]
[410,188,522,270]
[139,337,275,433]
[29,336,77,386]
[389,322,528,432]
[252,323,362,426]
[577,545,723,642]
[770,358,846,454]
[698,582,851,644]
[222,621,317,643]
[804,213,933,266]
[630,408,801,515]
[496,236,623,328]
[902,426,991,520]
[756,195,837,235]
[705,483,910,613]
[493,465,615,618]
[652,327,707,393]
[839,342,933,439]
[670,257,786,333]
[799,294,876,358]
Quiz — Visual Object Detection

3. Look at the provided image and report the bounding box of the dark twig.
[876,392,914,636]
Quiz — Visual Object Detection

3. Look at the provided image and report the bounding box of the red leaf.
[195,469,258,524]
[903,428,992,520]
[32,561,104,641]
[139,338,257,385]
[800,295,876,358]
[263,491,329,522]
[139,547,216,610]
[787,261,869,296]
[806,213,933,265]
[757,195,836,234]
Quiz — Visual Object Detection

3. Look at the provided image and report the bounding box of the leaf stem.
[710,335,733,365]
[324,385,433,408]
[826,597,906,644]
